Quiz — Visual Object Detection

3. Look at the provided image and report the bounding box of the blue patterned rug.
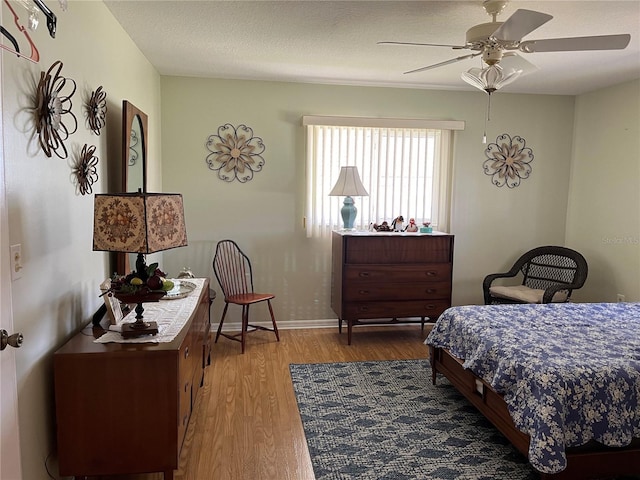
[289,359,538,480]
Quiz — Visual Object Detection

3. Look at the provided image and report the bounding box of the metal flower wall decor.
[129,128,140,166]
[205,124,265,183]
[73,144,99,195]
[87,86,107,135]
[483,134,534,188]
[35,60,78,158]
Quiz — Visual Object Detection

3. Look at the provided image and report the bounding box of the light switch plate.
[10,244,22,281]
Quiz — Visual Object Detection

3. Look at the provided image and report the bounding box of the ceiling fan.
[379,0,631,93]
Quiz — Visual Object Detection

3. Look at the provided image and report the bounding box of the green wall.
[566,79,640,302]
[160,76,577,324]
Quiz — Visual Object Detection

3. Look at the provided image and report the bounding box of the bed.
[425,302,640,479]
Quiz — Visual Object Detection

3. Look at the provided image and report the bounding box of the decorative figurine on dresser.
[331,230,454,344]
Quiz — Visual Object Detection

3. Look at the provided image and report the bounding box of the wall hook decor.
[205,124,265,183]
[35,60,77,158]
[87,86,107,135]
[483,133,533,188]
[73,144,99,195]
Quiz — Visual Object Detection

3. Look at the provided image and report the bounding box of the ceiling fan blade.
[378,41,468,49]
[519,34,631,53]
[493,9,553,42]
[404,53,480,75]
[500,53,539,75]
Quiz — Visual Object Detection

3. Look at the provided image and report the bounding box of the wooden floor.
[88,325,432,480]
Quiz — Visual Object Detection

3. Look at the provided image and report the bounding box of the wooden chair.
[483,245,588,305]
[212,239,279,353]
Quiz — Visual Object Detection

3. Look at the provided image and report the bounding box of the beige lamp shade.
[328,166,368,197]
[93,192,188,254]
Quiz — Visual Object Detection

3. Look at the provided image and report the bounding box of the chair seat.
[489,285,569,303]
[227,292,275,305]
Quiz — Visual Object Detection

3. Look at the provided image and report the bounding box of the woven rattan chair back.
[212,240,279,353]
[483,246,588,305]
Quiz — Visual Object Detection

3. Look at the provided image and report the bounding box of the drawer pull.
[425,288,436,294]
[425,304,436,310]
[358,290,370,295]
[358,272,371,277]
[184,347,190,359]
[425,271,438,277]
[184,382,189,393]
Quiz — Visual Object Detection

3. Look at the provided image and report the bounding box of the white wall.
[1,1,161,477]
[566,79,640,302]
[159,76,576,324]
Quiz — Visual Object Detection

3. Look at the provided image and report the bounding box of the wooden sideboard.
[54,278,212,480]
[331,231,454,344]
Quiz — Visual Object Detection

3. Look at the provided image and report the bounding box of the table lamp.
[93,192,188,337]
[329,166,368,230]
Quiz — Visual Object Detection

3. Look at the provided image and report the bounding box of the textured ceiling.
[104,0,640,95]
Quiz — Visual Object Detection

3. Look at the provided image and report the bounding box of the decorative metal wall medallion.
[129,128,140,166]
[73,144,99,195]
[483,134,534,188]
[87,86,107,135]
[205,124,265,183]
[35,60,78,158]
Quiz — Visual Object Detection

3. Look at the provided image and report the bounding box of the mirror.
[121,100,147,193]
[117,101,149,274]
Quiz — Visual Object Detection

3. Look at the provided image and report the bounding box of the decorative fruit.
[130,277,144,286]
[161,279,175,292]
[146,275,162,290]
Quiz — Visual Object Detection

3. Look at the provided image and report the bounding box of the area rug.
[289,359,537,480]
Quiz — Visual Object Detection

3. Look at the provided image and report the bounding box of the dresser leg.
[338,317,342,333]
[164,470,174,480]
[347,319,353,345]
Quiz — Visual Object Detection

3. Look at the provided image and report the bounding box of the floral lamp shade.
[93,192,188,254]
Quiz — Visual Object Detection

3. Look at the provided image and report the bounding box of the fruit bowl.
[112,289,166,305]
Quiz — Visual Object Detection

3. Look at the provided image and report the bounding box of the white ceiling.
[104,0,640,96]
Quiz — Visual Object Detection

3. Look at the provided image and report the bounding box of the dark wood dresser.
[53,278,212,480]
[331,231,454,344]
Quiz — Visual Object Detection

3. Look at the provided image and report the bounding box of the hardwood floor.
[89,325,432,480]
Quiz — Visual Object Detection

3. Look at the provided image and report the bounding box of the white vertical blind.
[304,116,462,238]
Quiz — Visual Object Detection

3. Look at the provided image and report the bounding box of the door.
[0,29,23,480]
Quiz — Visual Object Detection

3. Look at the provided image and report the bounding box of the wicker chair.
[212,239,279,353]
[483,246,588,305]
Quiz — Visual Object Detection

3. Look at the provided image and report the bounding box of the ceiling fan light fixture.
[461,64,522,93]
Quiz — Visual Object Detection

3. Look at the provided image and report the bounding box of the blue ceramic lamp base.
[340,196,357,230]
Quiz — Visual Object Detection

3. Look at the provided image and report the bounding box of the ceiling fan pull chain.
[482,93,492,144]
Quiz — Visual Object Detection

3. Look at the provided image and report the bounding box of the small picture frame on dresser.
[100,279,125,325]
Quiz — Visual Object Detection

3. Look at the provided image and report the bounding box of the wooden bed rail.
[429,346,640,480]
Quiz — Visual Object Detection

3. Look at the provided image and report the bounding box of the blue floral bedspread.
[425,302,640,474]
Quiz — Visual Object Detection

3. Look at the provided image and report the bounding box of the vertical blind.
[304,116,463,239]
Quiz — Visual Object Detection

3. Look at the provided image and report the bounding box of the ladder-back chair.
[212,240,279,353]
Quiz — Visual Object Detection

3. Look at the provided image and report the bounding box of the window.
[303,116,464,238]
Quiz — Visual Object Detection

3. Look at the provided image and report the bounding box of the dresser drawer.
[344,280,451,301]
[343,299,450,320]
[345,264,451,283]
[345,235,453,264]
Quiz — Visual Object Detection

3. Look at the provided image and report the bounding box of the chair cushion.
[489,285,568,303]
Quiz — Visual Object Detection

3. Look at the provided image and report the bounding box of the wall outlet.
[616,293,625,303]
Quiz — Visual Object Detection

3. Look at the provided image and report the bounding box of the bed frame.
[429,346,640,479]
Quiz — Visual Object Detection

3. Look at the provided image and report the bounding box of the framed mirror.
[122,100,147,193]
[117,101,148,274]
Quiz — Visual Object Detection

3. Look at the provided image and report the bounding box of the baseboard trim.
[214,317,435,332]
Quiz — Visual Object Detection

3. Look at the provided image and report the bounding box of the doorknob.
[1,329,23,350]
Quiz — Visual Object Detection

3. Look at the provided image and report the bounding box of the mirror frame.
[117,101,149,274]
[121,100,148,193]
